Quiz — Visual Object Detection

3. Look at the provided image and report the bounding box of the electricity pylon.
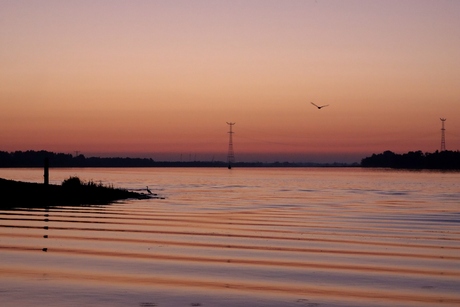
[226,122,235,169]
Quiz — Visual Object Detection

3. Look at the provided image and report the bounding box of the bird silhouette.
[311,102,329,109]
[146,186,153,194]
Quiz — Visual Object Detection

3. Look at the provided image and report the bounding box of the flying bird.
[311,102,329,109]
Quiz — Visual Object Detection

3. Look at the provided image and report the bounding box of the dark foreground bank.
[0,177,152,209]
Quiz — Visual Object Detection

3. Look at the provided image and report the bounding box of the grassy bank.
[0,177,151,209]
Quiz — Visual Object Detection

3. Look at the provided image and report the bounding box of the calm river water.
[1,167,459,307]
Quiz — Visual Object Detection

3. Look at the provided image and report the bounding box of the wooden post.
[44,157,49,185]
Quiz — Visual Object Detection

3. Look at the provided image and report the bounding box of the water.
[1,168,459,307]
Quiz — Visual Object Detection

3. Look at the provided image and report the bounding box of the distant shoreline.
[0,162,359,168]
[1,150,459,169]
[0,150,357,168]
[361,150,460,170]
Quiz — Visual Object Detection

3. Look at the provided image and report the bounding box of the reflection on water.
[1,168,460,307]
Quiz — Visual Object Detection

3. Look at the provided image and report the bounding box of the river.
[1,167,459,306]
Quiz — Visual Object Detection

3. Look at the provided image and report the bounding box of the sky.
[1,0,459,163]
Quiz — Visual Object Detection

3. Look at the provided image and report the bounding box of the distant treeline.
[0,150,356,168]
[0,150,157,167]
[361,150,460,169]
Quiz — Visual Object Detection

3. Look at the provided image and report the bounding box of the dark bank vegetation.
[0,176,152,209]
[0,150,358,167]
[361,150,460,170]
[0,150,157,167]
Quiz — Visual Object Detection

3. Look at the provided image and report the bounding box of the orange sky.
[1,0,459,163]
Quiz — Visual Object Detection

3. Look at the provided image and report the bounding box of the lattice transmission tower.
[440,118,446,151]
[226,122,235,169]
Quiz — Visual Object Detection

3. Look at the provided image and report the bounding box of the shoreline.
[0,178,153,210]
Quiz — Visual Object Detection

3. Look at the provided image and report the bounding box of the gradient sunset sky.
[1,0,459,163]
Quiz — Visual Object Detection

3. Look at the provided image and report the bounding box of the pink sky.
[1,0,459,163]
